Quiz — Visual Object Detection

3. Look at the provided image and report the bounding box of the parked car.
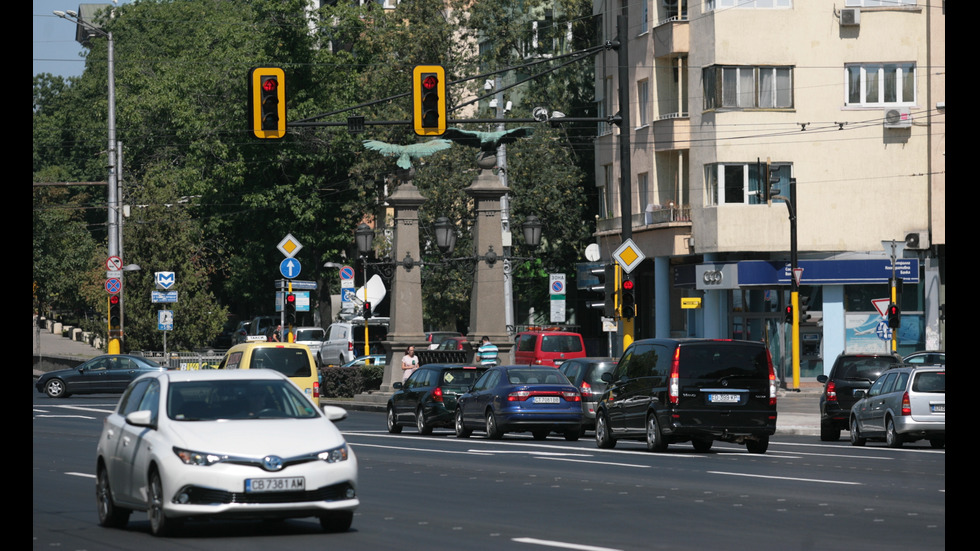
[218,342,320,400]
[36,354,166,398]
[95,369,358,536]
[318,319,389,367]
[514,330,586,367]
[559,357,617,430]
[426,331,463,350]
[817,352,904,441]
[341,355,387,368]
[247,316,279,342]
[292,326,325,362]
[388,364,488,434]
[903,351,945,366]
[454,365,583,441]
[594,339,777,454]
[233,321,252,344]
[436,336,467,351]
[849,366,945,448]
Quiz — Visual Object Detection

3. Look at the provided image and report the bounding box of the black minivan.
[594,339,777,454]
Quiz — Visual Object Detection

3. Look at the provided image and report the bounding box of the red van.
[514,331,586,367]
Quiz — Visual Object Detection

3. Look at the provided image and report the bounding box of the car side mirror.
[125,410,154,428]
[393,382,403,390]
[322,405,349,422]
[816,375,828,384]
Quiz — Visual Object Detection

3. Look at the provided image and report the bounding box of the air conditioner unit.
[905,231,930,250]
[840,8,860,26]
[883,107,912,129]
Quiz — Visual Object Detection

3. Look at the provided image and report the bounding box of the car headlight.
[174,447,225,466]
[317,444,349,463]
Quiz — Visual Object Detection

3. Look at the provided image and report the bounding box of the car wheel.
[486,410,504,440]
[45,378,67,399]
[319,511,353,533]
[849,418,866,446]
[96,465,130,528]
[416,407,432,435]
[746,435,769,454]
[819,421,840,442]
[148,470,181,537]
[692,437,713,453]
[564,428,580,442]
[386,406,402,434]
[885,418,903,448]
[645,413,667,452]
[531,429,549,441]
[929,437,945,449]
[454,408,472,438]
[595,412,616,449]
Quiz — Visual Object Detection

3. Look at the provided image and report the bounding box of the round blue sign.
[340,266,355,280]
[279,258,302,279]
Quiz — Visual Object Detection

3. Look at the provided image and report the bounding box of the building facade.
[593,0,944,381]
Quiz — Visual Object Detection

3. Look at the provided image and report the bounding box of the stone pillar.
[380,178,427,392]
[465,161,513,362]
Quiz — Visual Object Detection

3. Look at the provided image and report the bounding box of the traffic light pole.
[614,15,634,352]
[789,179,800,390]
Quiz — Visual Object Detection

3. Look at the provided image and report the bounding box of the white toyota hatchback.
[95,369,358,536]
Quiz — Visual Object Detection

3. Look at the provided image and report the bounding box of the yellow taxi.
[219,342,320,401]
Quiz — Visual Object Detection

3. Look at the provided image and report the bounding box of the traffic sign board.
[158,310,174,331]
[549,274,566,295]
[279,258,302,279]
[613,239,646,274]
[155,271,175,290]
[105,278,121,294]
[340,266,355,280]
[106,256,122,271]
[277,233,303,258]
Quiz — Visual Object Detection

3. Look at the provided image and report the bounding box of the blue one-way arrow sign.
[279,258,302,279]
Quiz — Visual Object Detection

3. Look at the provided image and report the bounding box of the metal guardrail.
[140,350,225,370]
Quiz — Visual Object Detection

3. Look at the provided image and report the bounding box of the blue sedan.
[454,365,584,441]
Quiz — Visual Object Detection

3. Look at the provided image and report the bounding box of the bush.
[320,364,384,398]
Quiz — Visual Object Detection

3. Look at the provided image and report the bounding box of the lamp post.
[54,8,123,353]
[772,178,799,390]
[355,223,375,360]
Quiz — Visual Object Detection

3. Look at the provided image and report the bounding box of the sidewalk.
[32,319,101,376]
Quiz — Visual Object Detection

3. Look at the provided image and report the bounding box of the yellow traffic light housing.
[413,65,446,136]
[248,67,286,139]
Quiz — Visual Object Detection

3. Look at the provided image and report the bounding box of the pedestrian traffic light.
[621,276,636,320]
[248,67,286,139]
[108,294,121,330]
[363,301,372,319]
[887,302,901,329]
[413,65,446,136]
[285,292,297,325]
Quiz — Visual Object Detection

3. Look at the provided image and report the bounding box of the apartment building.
[593,0,944,380]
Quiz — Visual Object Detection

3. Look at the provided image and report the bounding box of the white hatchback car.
[95,369,358,536]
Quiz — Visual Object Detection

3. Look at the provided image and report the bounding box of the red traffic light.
[285,293,296,304]
[109,295,120,305]
[262,77,278,92]
[422,75,438,90]
[622,279,635,291]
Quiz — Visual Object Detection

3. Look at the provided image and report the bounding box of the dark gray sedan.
[35,354,166,398]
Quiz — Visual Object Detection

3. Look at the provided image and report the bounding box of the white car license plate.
[708,393,739,403]
[931,404,945,413]
[534,396,560,404]
[246,477,305,493]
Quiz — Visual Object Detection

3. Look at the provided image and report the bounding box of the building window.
[844,0,916,6]
[598,77,613,135]
[707,0,792,8]
[703,66,793,110]
[637,173,649,211]
[637,80,650,127]
[845,63,915,106]
[705,162,792,205]
[640,0,649,34]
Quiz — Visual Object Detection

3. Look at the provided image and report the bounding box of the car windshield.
[250,347,312,377]
[911,371,945,393]
[167,380,319,421]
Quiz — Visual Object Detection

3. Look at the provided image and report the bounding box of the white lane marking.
[66,472,95,479]
[513,537,623,551]
[535,457,650,469]
[351,443,494,456]
[467,450,593,457]
[34,414,98,419]
[707,470,861,485]
[763,441,940,455]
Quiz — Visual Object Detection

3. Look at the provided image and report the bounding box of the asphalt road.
[34,388,944,551]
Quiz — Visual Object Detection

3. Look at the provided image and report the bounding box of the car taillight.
[767,349,777,406]
[433,387,444,402]
[825,380,837,402]
[669,347,680,404]
[901,391,911,415]
[508,391,530,401]
[347,341,353,351]
[313,381,320,398]
[562,391,581,402]
[580,380,592,396]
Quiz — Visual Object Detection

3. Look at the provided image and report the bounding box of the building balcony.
[651,18,688,58]
[652,115,690,152]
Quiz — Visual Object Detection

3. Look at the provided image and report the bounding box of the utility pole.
[615,15,634,351]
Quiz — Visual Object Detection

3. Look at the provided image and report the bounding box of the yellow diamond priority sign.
[277,233,304,258]
[613,239,645,274]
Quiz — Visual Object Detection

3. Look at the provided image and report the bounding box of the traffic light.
[363,301,373,319]
[887,302,901,329]
[799,294,811,322]
[586,264,618,318]
[784,305,793,323]
[621,276,636,320]
[413,65,446,136]
[285,292,297,325]
[108,294,121,330]
[248,67,286,139]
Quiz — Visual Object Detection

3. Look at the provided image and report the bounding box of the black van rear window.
[678,343,769,380]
